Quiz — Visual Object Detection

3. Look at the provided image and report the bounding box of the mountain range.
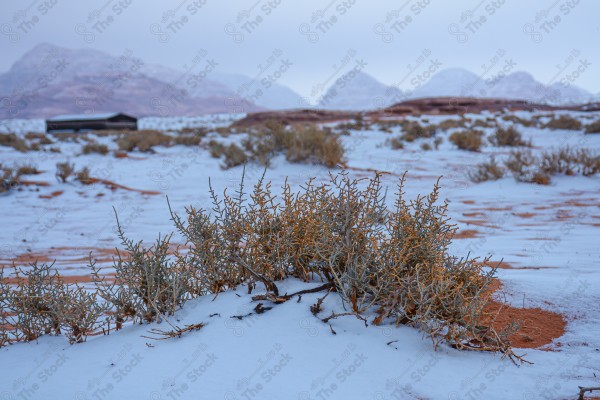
[0,43,597,119]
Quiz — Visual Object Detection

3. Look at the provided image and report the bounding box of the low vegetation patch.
[449,130,484,152]
[469,156,505,183]
[502,147,599,185]
[400,121,437,142]
[82,142,109,155]
[0,133,29,152]
[543,115,582,131]
[117,130,172,152]
[585,119,600,134]
[210,121,344,169]
[489,126,530,147]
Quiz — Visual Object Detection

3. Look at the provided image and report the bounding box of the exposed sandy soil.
[485,279,566,350]
[453,229,482,239]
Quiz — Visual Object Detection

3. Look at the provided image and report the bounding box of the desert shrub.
[168,171,522,361]
[286,125,344,168]
[504,147,598,184]
[55,162,75,183]
[504,150,539,183]
[433,137,443,149]
[75,166,93,185]
[437,119,466,131]
[388,137,404,150]
[420,142,432,151]
[0,133,29,152]
[543,115,582,130]
[489,126,530,147]
[401,121,437,142]
[501,115,537,127]
[0,164,21,193]
[2,263,106,344]
[117,130,172,152]
[229,122,344,169]
[173,135,202,146]
[91,215,193,328]
[449,130,484,152]
[16,163,41,176]
[540,146,600,177]
[469,157,505,182]
[208,140,225,158]
[222,143,248,169]
[470,119,496,129]
[82,142,109,155]
[585,119,600,134]
[52,132,88,143]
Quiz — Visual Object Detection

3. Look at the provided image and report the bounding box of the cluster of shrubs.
[470,146,600,184]
[209,121,345,169]
[0,163,42,193]
[1,171,524,362]
[55,162,94,185]
[449,130,484,152]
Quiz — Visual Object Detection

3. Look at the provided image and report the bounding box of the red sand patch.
[0,246,121,269]
[462,200,476,205]
[19,180,51,187]
[454,229,481,239]
[462,212,486,218]
[514,212,536,219]
[86,177,160,195]
[458,219,499,229]
[486,280,566,349]
[39,190,64,199]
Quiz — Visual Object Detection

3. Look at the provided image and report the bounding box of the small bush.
[220,122,344,169]
[55,162,75,183]
[117,130,172,152]
[222,143,248,169]
[173,135,202,146]
[540,146,600,177]
[433,137,443,150]
[489,126,530,147]
[82,142,109,155]
[0,133,29,152]
[420,142,432,151]
[585,119,600,134]
[401,121,437,142]
[501,115,537,128]
[389,137,404,150]
[469,157,505,183]
[91,215,193,328]
[504,150,538,183]
[437,119,466,131]
[449,130,484,152]
[208,140,225,158]
[1,164,21,193]
[1,263,107,344]
[286,125,344,168]
[16,164,41,176]
[167,171,521,361]
[75,166,93,185]
[504,147,599,184]
[544,115,582,131]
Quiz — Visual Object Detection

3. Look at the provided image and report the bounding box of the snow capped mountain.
[406,68,594,105]
[409,68,483,99]
[0,44,305,118]
[318,71,402,110]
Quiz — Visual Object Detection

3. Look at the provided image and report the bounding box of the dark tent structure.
[46,113,137,132]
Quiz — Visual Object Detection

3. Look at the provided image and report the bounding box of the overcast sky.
[2,0,599,98]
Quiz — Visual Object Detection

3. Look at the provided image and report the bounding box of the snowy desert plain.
[0,107,599,400]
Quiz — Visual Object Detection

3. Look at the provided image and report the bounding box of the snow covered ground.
[0,111,599,399]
